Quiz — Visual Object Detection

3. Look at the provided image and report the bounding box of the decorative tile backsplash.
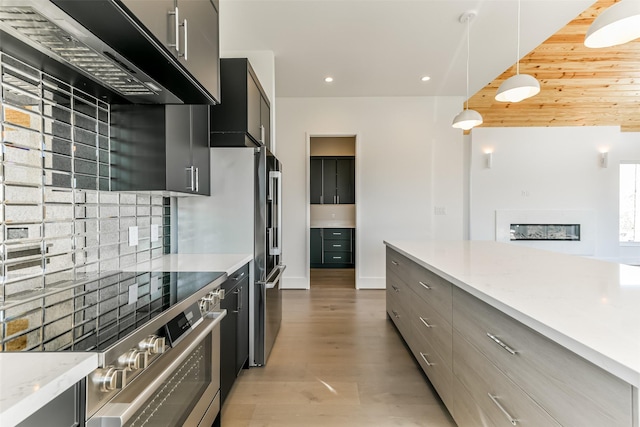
[0,53,170,351]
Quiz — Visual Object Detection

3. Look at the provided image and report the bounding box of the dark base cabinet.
[220,263,250,404]
[310,228,355,268]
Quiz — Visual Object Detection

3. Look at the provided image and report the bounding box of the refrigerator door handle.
[269,171,282,256]
[265,265,286,289]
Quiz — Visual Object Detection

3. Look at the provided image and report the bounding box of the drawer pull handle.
[333,232,341,235]
[332,244,341,247]
[487,333,517,356]
[488,393,518,426]
[419,317,433,328]
[391,260,399,266]
[419,352,433,366]
[333,256,342,259]
[418,281,431,290]
[392,310,400,319]
[232,272,246,281]
[391,285,400,293]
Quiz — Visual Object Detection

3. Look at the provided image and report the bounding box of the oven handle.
[87,310,227,427]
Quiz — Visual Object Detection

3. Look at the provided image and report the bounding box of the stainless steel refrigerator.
[254,147,285,366]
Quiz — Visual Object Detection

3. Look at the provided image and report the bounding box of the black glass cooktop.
[50,271,224,352]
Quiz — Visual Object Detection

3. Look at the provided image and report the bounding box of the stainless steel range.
[2,271,228,427]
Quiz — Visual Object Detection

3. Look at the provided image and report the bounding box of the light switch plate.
[151,224,159,242]
[129,226,139,246]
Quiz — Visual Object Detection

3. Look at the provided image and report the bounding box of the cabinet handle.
[168,7,179,53]
[419,317,433,328]
[233,272,245,281]
[186,166,195,191]
[180,19,188,60]
[195,167,199,193]
[320,195,323,204]
[486,333,517,356]
[333,232,341,236]
[390,285,399,292]
[419,352,433,367]
[488,394,518,426]
[391,260,399,266]
[260,124,265,143]
[418,281,431,290]
[234,288,241,313]
[334,195,337,204]
[332,244,341,248]
[332,256,341,260]
[391,310,400,319]
[337,195,340,204]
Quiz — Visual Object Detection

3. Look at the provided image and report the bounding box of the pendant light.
[585,0,640,48]
[495,0,540,103]
[452,11,483,131]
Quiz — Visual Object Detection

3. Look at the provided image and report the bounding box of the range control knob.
[93,367,120,393]
[118,349,147,371]
[139,335,166,355]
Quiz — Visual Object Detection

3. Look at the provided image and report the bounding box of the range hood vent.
[0,0,217,104]
[0,6,158,97]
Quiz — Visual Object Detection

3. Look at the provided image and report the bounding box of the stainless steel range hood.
[0,0,218,104]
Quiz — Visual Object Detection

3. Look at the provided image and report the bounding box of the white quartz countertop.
[0,352,98,427]
[384,240,640,388]
[310,222,355,228]
[122,253,252,275]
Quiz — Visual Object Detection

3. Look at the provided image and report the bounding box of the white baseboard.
[281,276,309,290]
[356,277,385,289]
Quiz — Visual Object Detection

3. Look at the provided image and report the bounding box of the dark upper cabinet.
[210,58,271,148]
[111,104,210,196]
[119,0,220,103]
[310,157,355,204]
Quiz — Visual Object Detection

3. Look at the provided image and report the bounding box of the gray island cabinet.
[385,241,637,427]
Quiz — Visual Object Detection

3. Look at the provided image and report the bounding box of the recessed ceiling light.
[421,76,431,82]
[324,77,334,83]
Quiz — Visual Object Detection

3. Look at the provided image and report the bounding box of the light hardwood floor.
[221,284,457,426]
[310,268,355,289]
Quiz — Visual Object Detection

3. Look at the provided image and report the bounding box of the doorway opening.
[308,136,356,288]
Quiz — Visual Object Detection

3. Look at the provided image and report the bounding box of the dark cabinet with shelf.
[310,157,355,204]
[310,228,355,268]
[111,104,210,196]
[210,58,270,148]
[220,263,250,404]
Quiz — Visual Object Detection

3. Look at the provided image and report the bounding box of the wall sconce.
[486,152,493,169]
[600,152,609,168]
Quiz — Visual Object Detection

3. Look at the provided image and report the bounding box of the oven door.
[87,311,226,427]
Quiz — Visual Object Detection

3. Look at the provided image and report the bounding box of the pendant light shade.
[452,11,483,131]
[452,109,483,130]
[495,73,541,102]
[494,0,540,103]
[585,0,640,48]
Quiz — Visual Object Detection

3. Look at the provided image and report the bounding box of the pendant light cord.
[516,0,521,75]
[465,14,470,110]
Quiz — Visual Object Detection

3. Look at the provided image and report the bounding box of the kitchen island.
[385,240,640,427]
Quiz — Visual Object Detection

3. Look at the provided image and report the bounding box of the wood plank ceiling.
[468,0,640,132]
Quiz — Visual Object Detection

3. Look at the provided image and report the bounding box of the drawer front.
[412,295,452,367]
[387,271,412,340]
[453,330,562,427]
[324,228,351,239]
[324,239,351,252]
[324,252,352,263]
[412,329,453,411]
[453,375,494,427]
[453,287,633,427]
[386,247,413,285]
[408,263,452,322]
[221,263,249,291]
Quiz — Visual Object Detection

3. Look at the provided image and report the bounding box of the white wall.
[470,126,640,262]
[277,96,463,289]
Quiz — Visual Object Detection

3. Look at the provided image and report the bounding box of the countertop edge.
[0,353,98,427]
[383,240,640,388]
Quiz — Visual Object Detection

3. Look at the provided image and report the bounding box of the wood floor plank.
[221,287,456,426]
